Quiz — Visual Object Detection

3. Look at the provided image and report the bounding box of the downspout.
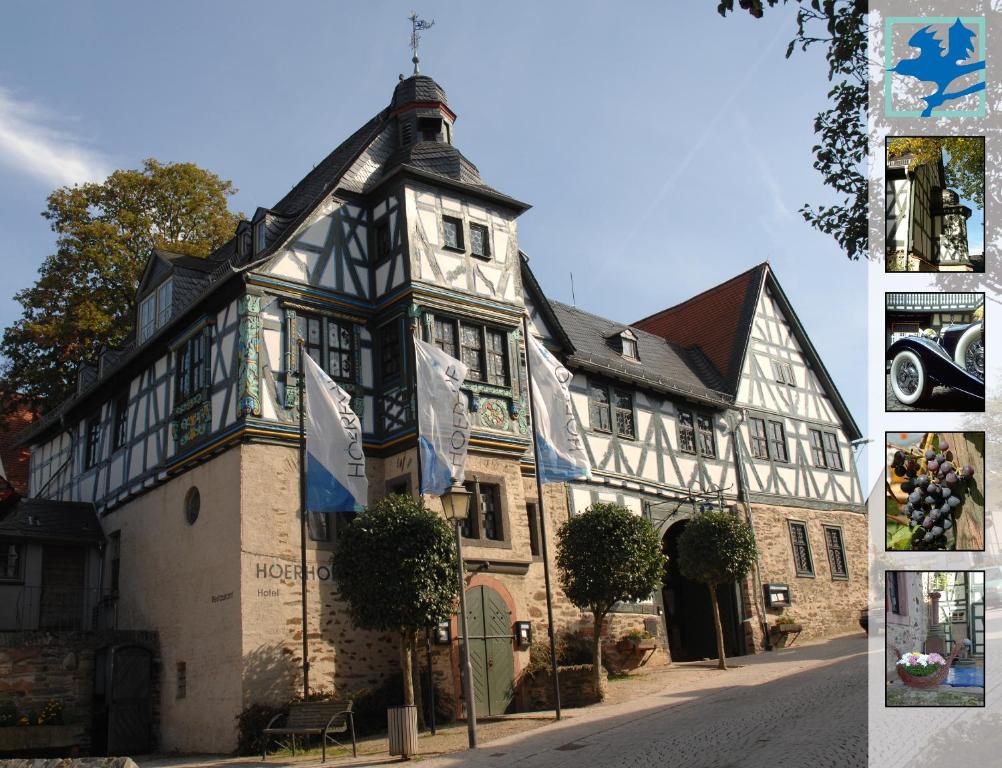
[727,410,772,652]
[904,167,915,268]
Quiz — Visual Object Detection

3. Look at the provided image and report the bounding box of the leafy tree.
[0,159,239,416]
[887,137,984,208]
[718,0,868,261]
[677,511,758,670]
[556,503,666,692]
[332,495,458,719]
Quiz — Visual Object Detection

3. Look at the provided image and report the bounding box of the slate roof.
[383,141,486,187]
[548,301,732,407]
[21,72,528,448]
[271,111,388,216]
[0,496,102,545]
[391,74,449,108]
[633,264,766,396]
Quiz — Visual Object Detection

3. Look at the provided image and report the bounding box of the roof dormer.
[607,328,640,362]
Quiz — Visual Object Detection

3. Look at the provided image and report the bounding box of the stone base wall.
[749,504,868,646]
[0,630,158,755]
[519,664,606,710]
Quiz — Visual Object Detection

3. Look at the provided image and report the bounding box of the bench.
[262,700,356,761]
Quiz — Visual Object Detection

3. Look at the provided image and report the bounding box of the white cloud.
[0,87,109,188]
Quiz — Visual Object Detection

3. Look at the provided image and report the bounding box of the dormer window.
[622,335,639,360]
[255,220,267,254]
[613,329,639,361]
[157,280,173,327]
[139,277,173,343]
[238,226,252,258]
[139,294,156,342]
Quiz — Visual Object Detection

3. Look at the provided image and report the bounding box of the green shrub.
[236,702,284,756]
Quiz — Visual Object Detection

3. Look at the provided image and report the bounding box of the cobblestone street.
[139,635,866,768]
[420,635,866,768]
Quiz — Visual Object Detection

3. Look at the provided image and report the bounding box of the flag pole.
[521,316,562,721]
[297,338,310,701]
[410,315,430,730]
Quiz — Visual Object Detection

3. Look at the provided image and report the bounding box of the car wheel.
[890,350,932,405]
[954,325,984,381]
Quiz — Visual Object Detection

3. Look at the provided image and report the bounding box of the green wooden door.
[465,586,514,716]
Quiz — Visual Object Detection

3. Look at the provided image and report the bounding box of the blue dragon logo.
[889,18,985,117]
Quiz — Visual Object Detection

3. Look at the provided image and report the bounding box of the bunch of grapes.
[890,438,976,550]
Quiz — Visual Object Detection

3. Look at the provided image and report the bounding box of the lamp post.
[441,480,477,749]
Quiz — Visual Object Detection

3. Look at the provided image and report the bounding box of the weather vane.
[408,12,434,75]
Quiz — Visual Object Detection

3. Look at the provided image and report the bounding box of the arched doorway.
[661,520,745,661]
[464,585,515,716]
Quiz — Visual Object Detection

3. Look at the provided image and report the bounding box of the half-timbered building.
[14,72,866,751]
[885,149,980,272]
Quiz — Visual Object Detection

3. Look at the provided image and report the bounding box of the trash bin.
[388,704,418,758]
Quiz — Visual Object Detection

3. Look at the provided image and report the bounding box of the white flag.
[415,338,471,495]
[303,353,367,512]
[526,333,592,484]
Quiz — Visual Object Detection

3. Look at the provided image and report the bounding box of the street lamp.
[441,480,477,749]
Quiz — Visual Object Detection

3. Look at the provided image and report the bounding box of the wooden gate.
[464,586,514,716]
[94,645,153,755]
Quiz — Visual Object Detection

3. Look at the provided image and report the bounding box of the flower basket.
[894,642,962,688]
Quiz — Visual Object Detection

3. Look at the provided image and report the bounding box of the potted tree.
[677,511,758,670]
[332,495,458,758]
[556,503,666,695]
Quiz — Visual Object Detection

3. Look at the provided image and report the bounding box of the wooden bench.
[262,700,356,761]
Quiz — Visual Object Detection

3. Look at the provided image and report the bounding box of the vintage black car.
[887,321,984,406]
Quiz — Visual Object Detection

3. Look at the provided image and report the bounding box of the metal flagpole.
[521,316,562,721]
[297,338,310,701]
[410,315,429,730]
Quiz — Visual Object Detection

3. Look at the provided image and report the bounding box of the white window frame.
[157,278,173,328]
[139,294,156,342]
[139,277,174,342]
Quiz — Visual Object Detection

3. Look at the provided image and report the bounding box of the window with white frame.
[768,420,789,462]
[139,278,173,343]
[749,417,769,459]
[139,294,156,342]
[588,381,634,439]
[157,280,173,327]
[771,359,796,386]
[809,429,844,471]
[678,408,715,457]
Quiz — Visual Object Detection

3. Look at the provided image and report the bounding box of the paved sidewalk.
[138,632,865,768]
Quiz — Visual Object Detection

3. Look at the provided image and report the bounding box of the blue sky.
[0,1,866,440]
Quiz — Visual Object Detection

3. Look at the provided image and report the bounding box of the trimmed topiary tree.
[332,494,458,715]
[556,502,666,693]
[677,510,758,670]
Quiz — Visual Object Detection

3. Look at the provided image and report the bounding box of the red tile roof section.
[0,407,35,495]
[633,264,768,393]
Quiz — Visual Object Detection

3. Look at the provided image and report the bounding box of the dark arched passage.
[661,520,745,661]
